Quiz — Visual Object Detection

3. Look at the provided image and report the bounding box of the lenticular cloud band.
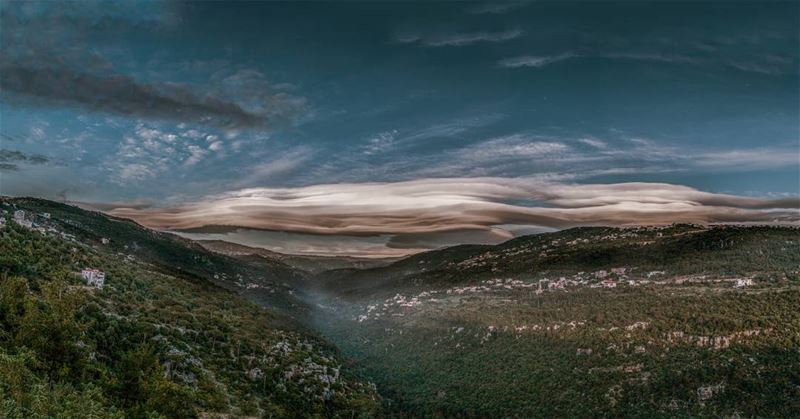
[106,178,800,235]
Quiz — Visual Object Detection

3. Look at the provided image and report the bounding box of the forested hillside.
[0,198,379,417]
[2,196,799,417]
[199,240,398,274]
[310,224,800,417]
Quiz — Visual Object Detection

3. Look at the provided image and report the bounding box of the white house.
[734,278,754,288]
[41,212,51,219]
[81,269,106,289]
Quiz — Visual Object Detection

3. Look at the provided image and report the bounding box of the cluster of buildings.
[4,207,107,290]
[2,209,51,230]
[80,268,106,289]
[13,210,33,228]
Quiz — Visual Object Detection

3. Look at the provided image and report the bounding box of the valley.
[305,225,800,417]
[1,197,798,417]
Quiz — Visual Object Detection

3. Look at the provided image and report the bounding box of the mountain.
[0,197,380,417]
[199,239,398,274]
[3,196,799,417]
[313,224,800,298]
[309,224,800,417]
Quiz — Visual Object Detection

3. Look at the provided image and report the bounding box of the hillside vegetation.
[310,224,800,417]
[199,240,398,275]
[0,197,379,418]
[2,196,799,417]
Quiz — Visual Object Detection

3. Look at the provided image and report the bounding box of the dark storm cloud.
[0,65,281,129]
[0,2,305,129]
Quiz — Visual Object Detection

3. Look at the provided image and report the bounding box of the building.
[12,210,33,229]
[592,279,617,289]
[41,212,51,219]
[0,218,6,229]
[81,269,106,289]
[734,278,754,288]
[595,270,608,279]
[101,237,110,245]
[611,267,627,275]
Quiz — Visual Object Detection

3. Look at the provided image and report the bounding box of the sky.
[1,0,798,257]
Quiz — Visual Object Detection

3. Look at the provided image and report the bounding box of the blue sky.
[1,1,798,256]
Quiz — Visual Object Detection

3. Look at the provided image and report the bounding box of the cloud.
[74,198,154,212]
[106,124,222,183]
[498,51,796,74]
[454,134,573,163]
[208,141,224,152]
[402,114,505,143]
[498,53,577,68]
[0,2,296,130]
[105,178,800,240]
[398,29,523,47]
[468,1,531,14]
[234,147,314,187]
[0,4,305,129]
[601,52,701,65]
[0,66,291,129]
[498,52,698,69]
[579,138,608,149]
[0,149,49,165]
[0,148,50,171]
[362,130,398,155]
[692,148,800,170]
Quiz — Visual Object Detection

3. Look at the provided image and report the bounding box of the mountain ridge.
[198,239,400,274]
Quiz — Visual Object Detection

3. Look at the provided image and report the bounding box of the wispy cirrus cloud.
[692,147,800,170]
[233,147,315,188]
[362,130,399,155]
[397,28,523,47]
[579,138,608,149]
[401,114,505,143]
[452,134,574,164]
[498,53,578,68]
[498,51,796,75]
[468,1,531,15]
[498,52,698,69]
